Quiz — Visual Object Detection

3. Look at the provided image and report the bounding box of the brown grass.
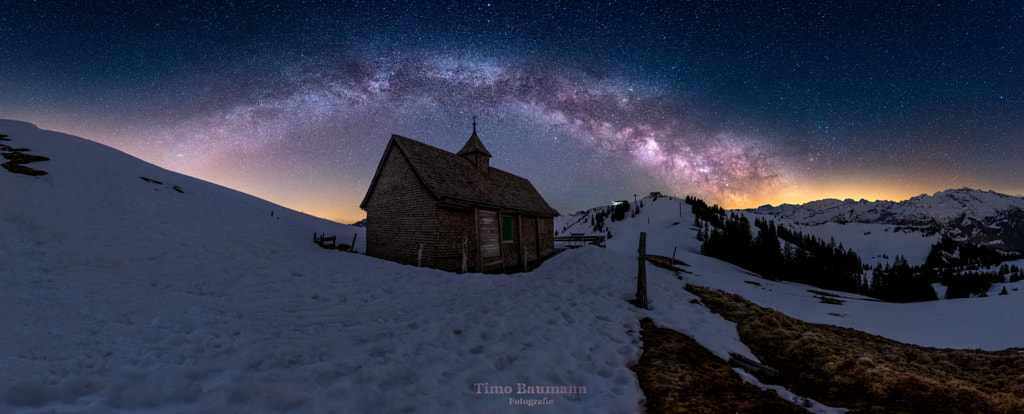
[686,284,1024,413]
[646,255,691,274]
[632,318,807,413]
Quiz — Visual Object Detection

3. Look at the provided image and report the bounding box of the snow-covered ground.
[3,120,1020,413]
[558,195,1024,351]
[760,221,939,267]
[0,121,782,413]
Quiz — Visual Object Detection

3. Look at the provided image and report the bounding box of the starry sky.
[3,1,1023,223]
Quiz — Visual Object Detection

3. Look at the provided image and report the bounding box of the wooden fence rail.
[554,234,607,248]
[314,233,337,248]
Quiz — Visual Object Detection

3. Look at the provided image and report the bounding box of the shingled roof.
[360,135,559,217]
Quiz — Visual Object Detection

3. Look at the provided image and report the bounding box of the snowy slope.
[2,121,775,413]
[744,219,940,267]
[4,121,1021,413]
[558,194,1024,350]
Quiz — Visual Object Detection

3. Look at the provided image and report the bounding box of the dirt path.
[685,284,1024,413]
[632,318,807,413]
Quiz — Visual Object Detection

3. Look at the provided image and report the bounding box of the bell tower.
[456,117,493,173]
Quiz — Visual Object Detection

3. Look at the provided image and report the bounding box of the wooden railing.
[554,233,606,248]
[314,232,359,252]
[314,233,337,248]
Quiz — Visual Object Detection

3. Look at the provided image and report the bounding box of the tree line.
[686,196,1024,302]
[693,208,868,296]
[688,196,946,302]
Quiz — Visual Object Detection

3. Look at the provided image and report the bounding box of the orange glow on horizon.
[719,177,1024,211]
[307,210,365,225]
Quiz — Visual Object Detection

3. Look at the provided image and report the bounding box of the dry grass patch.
[646,255,692,274]
[632,318,806,413]
[686,284,1024,413]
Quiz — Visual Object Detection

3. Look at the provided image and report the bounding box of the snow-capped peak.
[750,188,1024,251]
[753,188,1024,227]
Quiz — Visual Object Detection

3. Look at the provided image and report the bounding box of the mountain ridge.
[749,188,1024,252]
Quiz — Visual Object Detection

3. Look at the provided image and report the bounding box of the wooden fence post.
[462,236,468,273]
[671,246,677,264]
[636,232,648,309]
[351,233,358,252]
[522,245,528,272]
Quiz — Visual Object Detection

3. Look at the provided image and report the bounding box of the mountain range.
[749,188,1024,252]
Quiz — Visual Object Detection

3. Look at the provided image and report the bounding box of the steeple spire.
[457,117,492,172]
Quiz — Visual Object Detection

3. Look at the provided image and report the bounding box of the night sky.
[3,1,1023,223]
